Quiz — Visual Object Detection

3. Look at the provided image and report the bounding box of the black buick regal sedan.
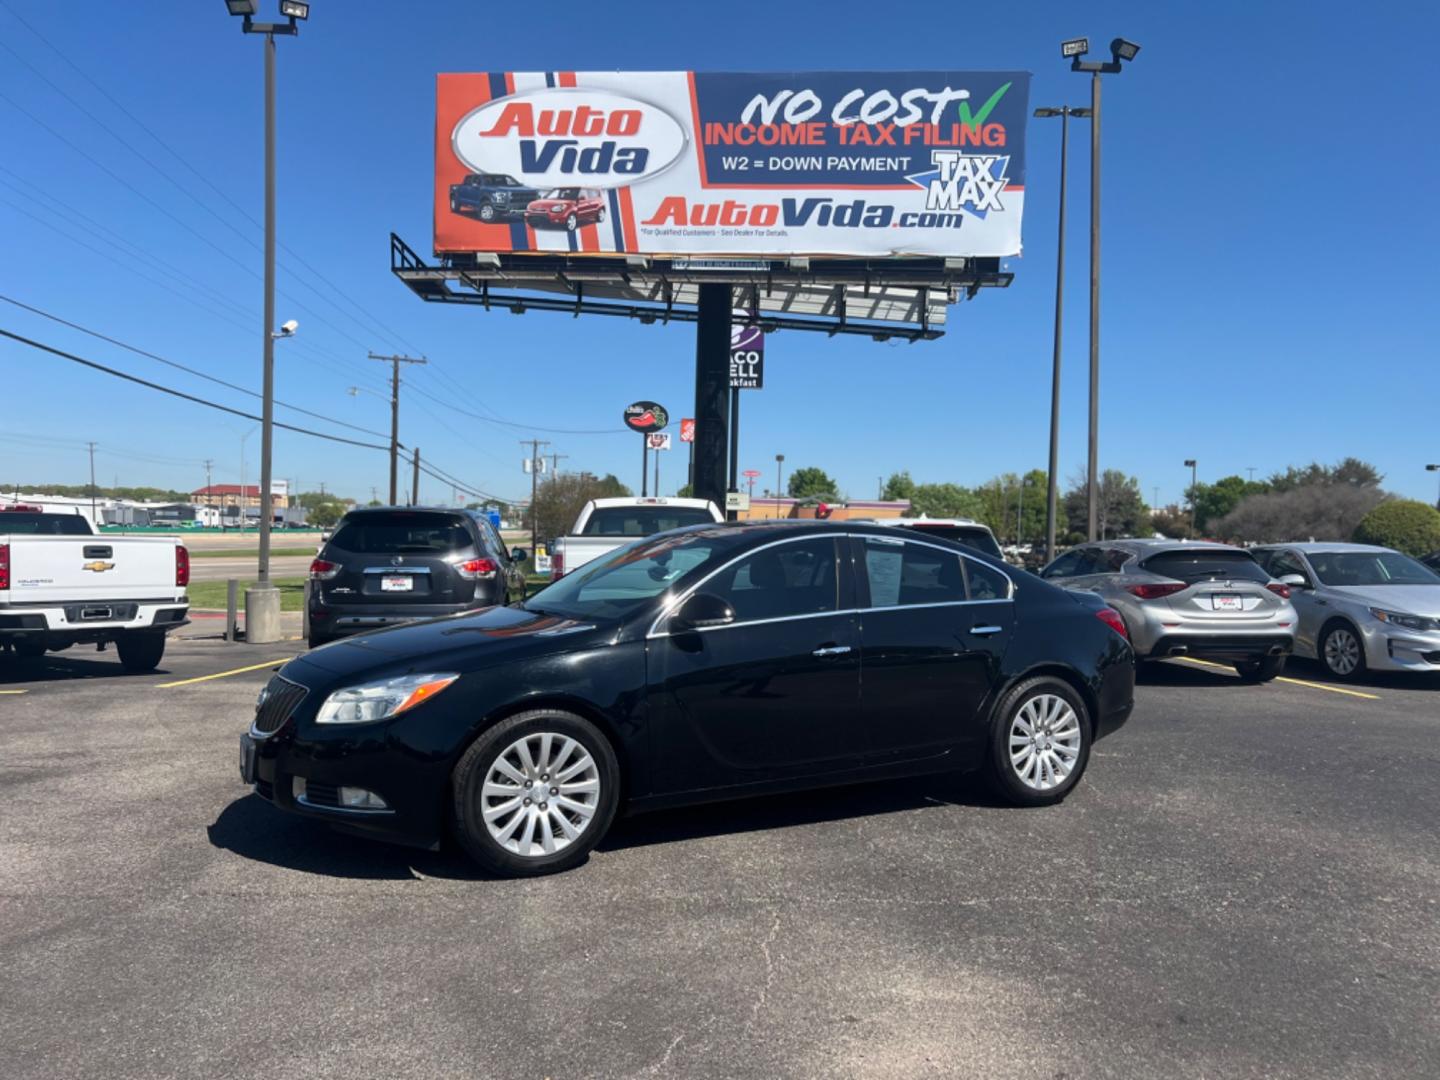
[240,521,1135,877]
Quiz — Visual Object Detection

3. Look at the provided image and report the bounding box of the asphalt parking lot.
[3,639,1438,1079]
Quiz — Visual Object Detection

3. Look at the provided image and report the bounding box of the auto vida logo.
[452,87,687,188]
[81,561,115,573]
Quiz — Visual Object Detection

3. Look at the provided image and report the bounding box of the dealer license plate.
[381,575,413,592]
[239,734,257,784]
[1211,594,1243,611]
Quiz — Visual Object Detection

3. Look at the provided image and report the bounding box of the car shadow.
[208,773,1007,880]
[1137,660,1244,687]
[0,653,169,685]
[1282,656,1440,693]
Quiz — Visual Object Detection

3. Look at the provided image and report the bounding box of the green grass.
[188,547,317,559]
[188,577,307,611]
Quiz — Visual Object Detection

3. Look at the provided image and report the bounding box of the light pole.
[1184,459,1198,537]
[1034,104,1091,562]
[226,0,307,644]
[1428,464,1440,509]
[775,454,785,519]
[1063,36,1140,541]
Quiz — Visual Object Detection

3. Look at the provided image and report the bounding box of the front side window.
[864,539,966,608]
[1265,550,1309,580]
[1042,550,1083,579]
[704,538,839,623]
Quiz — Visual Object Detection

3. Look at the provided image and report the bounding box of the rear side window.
[0,513,91,535]
[864,539,966,607]
[328,513,472,555]
[964,560,1011,601]
[903,523,1003,559]
[1141,550,1269,583]
[581,507,715,537]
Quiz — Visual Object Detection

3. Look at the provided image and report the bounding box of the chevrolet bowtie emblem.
[82,561,116,573]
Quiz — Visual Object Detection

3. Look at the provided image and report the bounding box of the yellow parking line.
[0,689,27,695]
[157,657,295,688]
[1171,656,1379,700]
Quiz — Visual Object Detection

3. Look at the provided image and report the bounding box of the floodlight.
[225,0,258,15]
[1061,38,1089,58]
[1428,464,1440,472]
[279,0,309,19]
[1034,107,1061,118]
[1183,459,1196,468]
[1110,38,1141,62]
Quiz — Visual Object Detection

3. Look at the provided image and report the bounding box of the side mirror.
[1278,573,1309,589]
[669,592,735,633]
[511,547,529,563]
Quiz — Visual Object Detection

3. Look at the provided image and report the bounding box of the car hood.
[1325,584,1440,616]
[290,605,613,680]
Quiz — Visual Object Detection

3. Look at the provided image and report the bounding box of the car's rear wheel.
[451,709,619,877]
[478,203,496,222]
[1236,655,1286,683]
[115,631,165,673]
[988,676,1091,807]
[1320,621,1366,681]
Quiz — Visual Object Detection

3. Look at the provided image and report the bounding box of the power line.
[0,327,392,452]
[406,379,628,436]
[0,295,394,442]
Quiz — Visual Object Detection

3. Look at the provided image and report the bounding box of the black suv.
[449,173,541,222]
[306,507,527,649]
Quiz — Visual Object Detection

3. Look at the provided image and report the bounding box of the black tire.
[478,202,496,222]
[451,709,620,877]
[1319,620,1367,681]
[450,195,459,213]
[115,631,165,673]
[987,676,1092,807]
[1236,655,1286,683]
[10,639,47,660]
[565,213,578,232]
[307,631,333,650]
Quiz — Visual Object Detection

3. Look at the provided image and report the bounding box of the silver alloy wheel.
[1008,693,1082,791]
[1324,627,1362,675]
[482,732,600,857]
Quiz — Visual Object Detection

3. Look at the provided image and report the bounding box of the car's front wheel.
[478,203,496,222]
[565,213,578,232]
[1320,621,1366,681]
[988,676,1091,806]
[451,709,620,877]
[1236,655,1286,683]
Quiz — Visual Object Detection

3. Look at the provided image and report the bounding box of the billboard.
[435,71,1029,258]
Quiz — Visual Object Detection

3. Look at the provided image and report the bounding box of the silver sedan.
[1252,543,1440,679]
[1040,540,1296,681]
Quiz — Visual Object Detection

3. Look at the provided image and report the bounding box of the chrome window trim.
[646,531,1014,639]
[363,566,433,575]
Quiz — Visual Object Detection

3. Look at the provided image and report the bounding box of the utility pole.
[204,459,213,499]
[521,439,550,545]
[411,447,421,506]
[547,452,569,477]
[367,352,427,504]
[86,441,97,524]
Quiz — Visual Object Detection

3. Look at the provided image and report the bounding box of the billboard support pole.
[692,285,731,513]
[640,439,648,497]
[727,388,740,521]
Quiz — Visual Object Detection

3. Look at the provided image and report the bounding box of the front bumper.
[1361,622,1440,673]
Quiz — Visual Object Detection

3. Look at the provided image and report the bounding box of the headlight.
[315,672,459,725]
[1369,608,1437,632]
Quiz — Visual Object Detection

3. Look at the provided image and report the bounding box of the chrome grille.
[252,675,307,736]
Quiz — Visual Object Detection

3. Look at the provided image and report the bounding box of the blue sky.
[2,0,1437,508]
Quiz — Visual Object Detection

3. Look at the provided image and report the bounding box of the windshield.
[903,523,1003,559]
[1309,551,1440,586]
[0,513,92,535]
[328,512,470,554]
[526,532,721,620]
[544,188,583,199]
[1141,550,1270,583]
[580,506,716,538]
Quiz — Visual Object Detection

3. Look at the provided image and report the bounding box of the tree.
[531,472,638,543]
[787,466,837,500]
[1268,457,1383,493]
[1150,503,1194,540]
[1185,475,1269,532]
[308,501,345,528]
[593,473,632,499]
[882,471,916,502]
[1062,470,1149,542]
[1213,484,1384,544]
[1352,500,1440,556]
[909,482,985,521]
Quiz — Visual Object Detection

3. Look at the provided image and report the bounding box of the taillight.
[1265,582,1292,600]
[1125,582,1188,600]
[310,558,341,580]
[0,543,9,591]
[1096,607,1129,639]
[456,558,498,580]
[550,550,564,580]
[175,545,190,587]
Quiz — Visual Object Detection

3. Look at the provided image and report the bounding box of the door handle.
[970,625,1004,636]
[812,645,852,658]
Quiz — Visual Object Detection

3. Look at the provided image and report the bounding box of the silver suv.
[1040,540,1296,681]
[1252,543,1440,680]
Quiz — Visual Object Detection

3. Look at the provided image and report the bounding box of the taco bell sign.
[730,325,764,389]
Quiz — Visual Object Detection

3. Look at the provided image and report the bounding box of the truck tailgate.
[5,536,180,602]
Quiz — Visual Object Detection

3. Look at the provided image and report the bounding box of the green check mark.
[957,81,1012,131]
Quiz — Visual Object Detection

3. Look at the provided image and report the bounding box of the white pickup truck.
[0,509,190,671]
[548,496,724,580]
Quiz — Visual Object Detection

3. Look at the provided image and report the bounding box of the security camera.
[279,319,299,335]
